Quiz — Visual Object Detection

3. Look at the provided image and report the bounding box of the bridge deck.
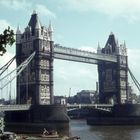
[0,104,113,111]
[0,104,31,111]
[67,104,113,108]
[54,44,117,64]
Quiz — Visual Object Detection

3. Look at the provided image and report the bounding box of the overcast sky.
[0,0,140,98]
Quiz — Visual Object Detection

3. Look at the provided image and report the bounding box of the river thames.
[70,119,140,140]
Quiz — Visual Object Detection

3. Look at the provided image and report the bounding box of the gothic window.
[30,71,35,81]
[105,69,112,81]
[22,42,33,54]
[37,30,39,37]
[39,40,43,50]
[42,40,50,52]
[113,70,116,76]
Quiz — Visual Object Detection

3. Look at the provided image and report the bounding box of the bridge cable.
[128,68,140,91]
[0,56,15,76]
[0,52,35,90]
[128,67,140,92]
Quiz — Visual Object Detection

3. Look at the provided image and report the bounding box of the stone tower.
[16,11,54,105]
[98,33,128,104]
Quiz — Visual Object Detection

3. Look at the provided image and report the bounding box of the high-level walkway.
[54,44,117,64]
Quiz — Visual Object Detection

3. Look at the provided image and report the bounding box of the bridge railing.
[66,104,113,108]
[66,104,113,112]
[0,104,31,111]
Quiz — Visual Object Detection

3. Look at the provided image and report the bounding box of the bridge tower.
[98,33,128,104]
[16,11,54,105]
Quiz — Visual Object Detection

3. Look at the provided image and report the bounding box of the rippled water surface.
[70,119,140,140]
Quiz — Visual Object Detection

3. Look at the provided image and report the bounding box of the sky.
[0,0,140,98]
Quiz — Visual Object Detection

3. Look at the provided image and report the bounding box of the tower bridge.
[0,11,129,106]
[0,11,136,133]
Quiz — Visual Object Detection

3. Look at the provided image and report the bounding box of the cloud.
[35,4,56,18]
[0,20,11,33]
[54,45,98,96]
[54,59,97,96]
[0,0,55,18]
[0,0,32,11]
[60,0,140,22]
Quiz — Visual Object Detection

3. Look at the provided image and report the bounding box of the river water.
[70,119,140,140]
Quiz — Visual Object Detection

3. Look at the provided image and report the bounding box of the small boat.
[0,131,17,140]
[41,129,59,138]
[25,136,80,140]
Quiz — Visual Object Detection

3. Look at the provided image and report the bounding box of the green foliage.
[0,26,15,56]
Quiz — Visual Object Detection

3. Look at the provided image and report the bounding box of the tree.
[0,26,15,56]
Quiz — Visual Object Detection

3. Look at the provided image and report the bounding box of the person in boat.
[43,128,49,136]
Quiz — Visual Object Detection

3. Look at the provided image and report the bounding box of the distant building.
[0,99,5,105]
[67,90,98,104]
[54,96,66,105]
[76,90,97,104]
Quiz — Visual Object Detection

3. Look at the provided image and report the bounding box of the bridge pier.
[4,105,69,134]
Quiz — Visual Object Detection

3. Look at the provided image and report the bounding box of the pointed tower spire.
[104,32,118,54]
[110,31,114,35]
[48,21,53,41]
[123,40,127,55]
[28,11,41,35]
[97,42,102,54]
[16,24,21,34]
[16,25,21,44]
[124,40,126,47]
[116,39,120,54]
[48,21,53,33]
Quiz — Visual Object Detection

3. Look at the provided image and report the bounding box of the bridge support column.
[116,53,128,104]
[16,12,54,105]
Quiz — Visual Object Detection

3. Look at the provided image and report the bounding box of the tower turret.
[103,32,118,54]
[28,10,41,36]
[16,25,21,44]
[48,21,53,41]
[97,42,102,54]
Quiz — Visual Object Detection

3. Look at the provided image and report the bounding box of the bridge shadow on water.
[70,120,140,140]
[90,125,140,140]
